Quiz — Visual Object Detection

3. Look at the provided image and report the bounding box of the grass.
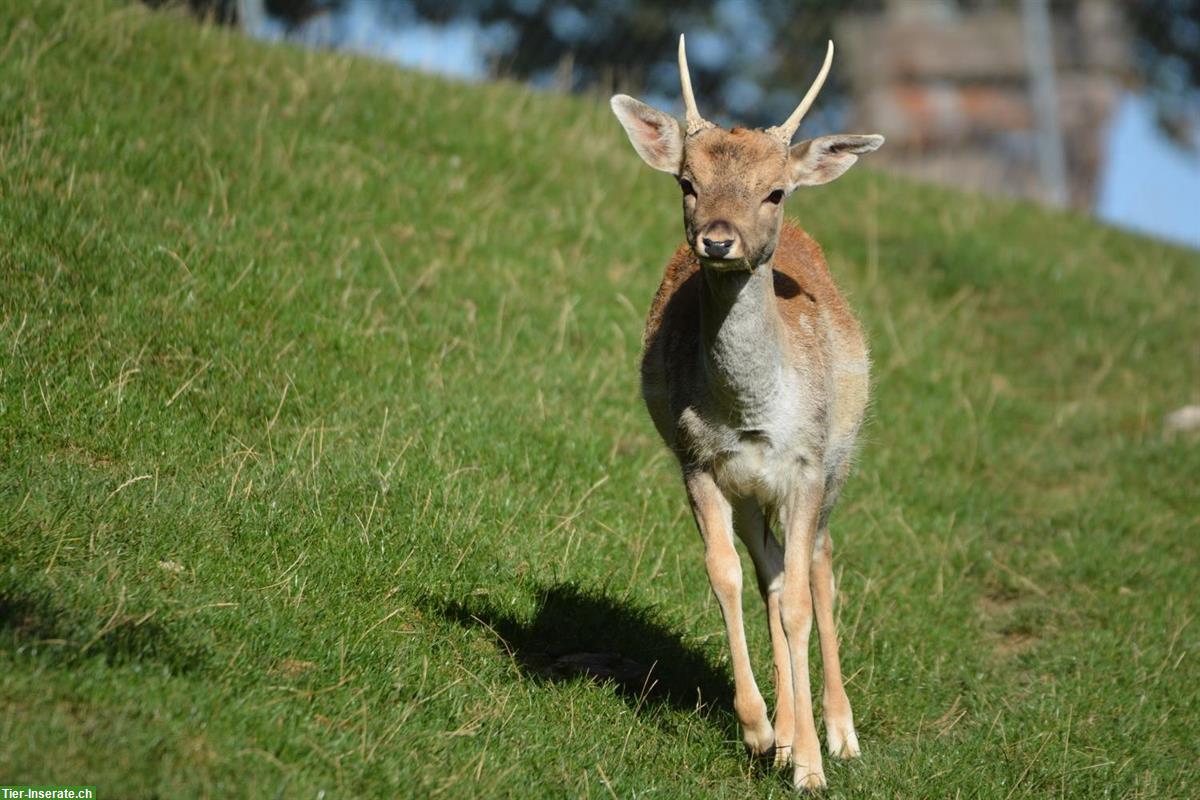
[1,1,1198,797]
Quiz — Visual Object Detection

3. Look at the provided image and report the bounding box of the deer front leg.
[733,500,794,769]
[812,529,860,759]
[779,478,825,791]
[685,471,774,757]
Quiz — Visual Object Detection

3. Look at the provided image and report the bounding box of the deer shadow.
[429,583,737,726]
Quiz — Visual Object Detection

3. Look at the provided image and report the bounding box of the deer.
[609,36,883,791]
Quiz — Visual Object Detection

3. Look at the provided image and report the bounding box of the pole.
[1021,0,1070,206]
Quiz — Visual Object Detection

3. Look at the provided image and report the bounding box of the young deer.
[610,37,883,791]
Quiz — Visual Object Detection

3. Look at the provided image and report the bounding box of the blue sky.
[1097,94,1200,249]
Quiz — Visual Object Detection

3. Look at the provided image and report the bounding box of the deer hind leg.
[732,499,794,769]
[812,528,860,759]
[684,471,774,757]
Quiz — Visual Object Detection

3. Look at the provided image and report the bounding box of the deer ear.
[610,94,685,174]
[788,134,884,188]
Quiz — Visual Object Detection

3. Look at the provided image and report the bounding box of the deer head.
[611,36,884,270]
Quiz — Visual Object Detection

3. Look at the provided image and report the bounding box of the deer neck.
[698,260,790,426]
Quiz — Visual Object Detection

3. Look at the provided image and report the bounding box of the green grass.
[2,1,1198,797]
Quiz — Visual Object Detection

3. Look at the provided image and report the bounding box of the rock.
[1164,405,1200,435]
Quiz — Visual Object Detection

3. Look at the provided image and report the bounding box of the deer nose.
[702,237,734,258]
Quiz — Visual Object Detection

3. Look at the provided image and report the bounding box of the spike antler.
[678,34,714,136]
[768,40,835,143]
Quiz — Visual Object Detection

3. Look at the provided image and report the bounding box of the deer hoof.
[826,721,861,760]
[792,762,828,792]
[742,717,776,759]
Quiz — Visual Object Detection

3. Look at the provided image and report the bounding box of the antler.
[678,34,713,136]
[768,40,834,143]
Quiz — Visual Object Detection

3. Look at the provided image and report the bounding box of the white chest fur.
[682,377,824,507]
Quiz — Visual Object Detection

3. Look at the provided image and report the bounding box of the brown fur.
[642,222,869,448]
[611,67,882,789]
[643,221,860,353]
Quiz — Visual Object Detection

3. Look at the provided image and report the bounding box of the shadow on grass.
[429,584,735,716]
[0,589,207,675]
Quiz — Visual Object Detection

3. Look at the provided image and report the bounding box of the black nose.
[702,238,734,258]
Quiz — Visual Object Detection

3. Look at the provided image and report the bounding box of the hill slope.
[2,1,1198,797]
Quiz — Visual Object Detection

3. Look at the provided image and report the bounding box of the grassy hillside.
[2,1,1197,797]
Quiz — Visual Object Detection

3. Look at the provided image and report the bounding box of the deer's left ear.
[787,134,884,189]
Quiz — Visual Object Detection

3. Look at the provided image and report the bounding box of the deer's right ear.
[610,95,685,174]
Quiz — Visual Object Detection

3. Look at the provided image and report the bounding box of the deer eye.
[765,189,785,205]
[678,177,696,197]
